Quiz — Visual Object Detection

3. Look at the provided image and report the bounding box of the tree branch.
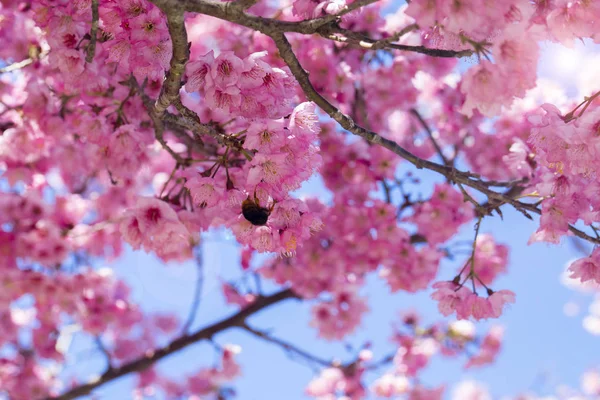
[85,0,99,63]
[45,289,299,400]
[233,0,258,10]
[410,109,450,166]
[181,245,205,334]
[149,0,380,35]
[149,2,189,116]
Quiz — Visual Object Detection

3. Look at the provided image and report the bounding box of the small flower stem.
[469,216,483,277]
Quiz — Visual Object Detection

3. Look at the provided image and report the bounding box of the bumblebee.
[241,194,275,226]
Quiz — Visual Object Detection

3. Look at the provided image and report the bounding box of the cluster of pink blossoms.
[185,50,295,119]
[310,288,369,340]
[464,326,504,369]
[259,197,444,338]
[292,0,348,19]
[371,316,504,397]
[306,351,371,400]
[182,101,323,255]
[527,102,600,245]
[30,0,172,88]
[319,122,400,197]
[305,313,504,400]
[568,247,600,287]
[134,344,241,399]
[431,282,515,321]
[406,183,474,245]
[0,268,144,399]
[406,0,600,120]
[120,196,198,261]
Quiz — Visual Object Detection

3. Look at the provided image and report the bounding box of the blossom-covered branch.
[266,32,600,246]
[45,289,299,400]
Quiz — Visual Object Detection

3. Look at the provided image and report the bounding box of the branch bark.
[149,2,189,116]
[149,0,379,35]
[85,0,99,63]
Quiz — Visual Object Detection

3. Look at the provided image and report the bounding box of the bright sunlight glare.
[539,40,600,98]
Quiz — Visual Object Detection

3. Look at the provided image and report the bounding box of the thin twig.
[240,323,333,368]
[381,180,392,204]
[320,25,473,58]
[181,245,205,334]
[369,23,419,49]
[365,352,396,371]
[94,336,113,371]
[469,217,483,277]
[410,109,450,166]
[0,58,33,74]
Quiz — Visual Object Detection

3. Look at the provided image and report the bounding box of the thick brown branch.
[45,289,299,400]
[131,78,225,160]
[149,0,379,35]
[149,3,189,116]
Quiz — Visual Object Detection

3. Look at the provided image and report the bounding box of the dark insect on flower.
[241,194,275,226]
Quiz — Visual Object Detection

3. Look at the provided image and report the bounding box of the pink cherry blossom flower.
[210,51,243,89]
[186,176,225,208]
[460,294,494,321]
[465,326,503,368]
[460,61,513,118]
[408,385,445,400]
[185,50,215,93]
[488,290,516,318]
[371,374,410,397]
[205,85,242,114]
[568,248,600,285]
[430,281,470,317]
